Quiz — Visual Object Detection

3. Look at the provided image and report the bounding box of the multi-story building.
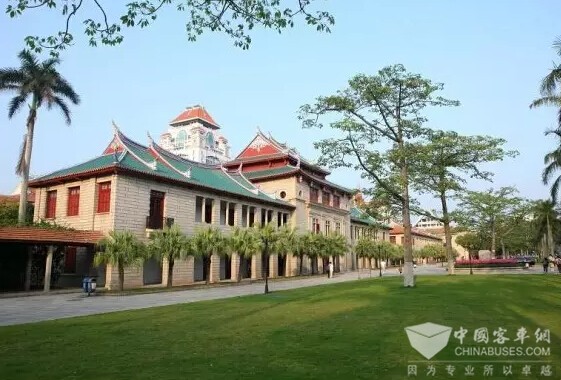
[26,125,356,290]
[223,129,355,272]
[159,105,231,164]
[29,126,292,289]
[350,207,392,269]
[389,224,442,250]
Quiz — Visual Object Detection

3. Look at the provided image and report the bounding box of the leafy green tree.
[95,231,145,291]
[7,0,335,56]
[409,130,517,274]
[228,227,260,282]
[300,64,459,287]
[454,187,523,256]
[147,224,190,287]
[0,200,33,226]
[191,227,225,285]
[354,237,374,272]
[0,50,80,224]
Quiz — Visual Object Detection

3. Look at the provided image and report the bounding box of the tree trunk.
[547,215,554,257]
[264,242,270,294]
[237,254,243,282]
[401,164,415,287]
[18,98,38,225]
[501,239,506,258]
[491,217,496,257]
[167,257,174,287]
[298,254,303,275]
[118,262,125,291]
[205,256,211,285]
[440,191,454,275]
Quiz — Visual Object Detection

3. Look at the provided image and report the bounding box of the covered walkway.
[0,227,103,292]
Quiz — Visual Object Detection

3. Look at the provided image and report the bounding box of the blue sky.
[1,0,560,211]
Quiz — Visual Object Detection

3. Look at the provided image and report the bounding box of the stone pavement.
[2,264,542,327]
[0,270,376,327]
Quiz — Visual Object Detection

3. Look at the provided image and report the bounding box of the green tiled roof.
[31,131,293,209]
[243,167,299,179]
[350,207,391,229]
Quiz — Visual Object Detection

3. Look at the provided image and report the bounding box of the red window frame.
[322,191,330,206]
[46,190,57,219]
[97,182,111,213]
[333,195,340,209]
[67,187,80,216]
[310,188,319,203]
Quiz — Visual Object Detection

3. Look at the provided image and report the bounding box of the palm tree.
[530,37,561,128]
[532,200,560,259]
[253,223,281,294]
[323,233,347,272]
[0,50,80,224]
[147,224,189,287]
[271,226,297,277]
[228,227,260,282]
[354,237,374,276]
[94,231,145,291]
[541,128,561,203]
[191,227,225,285]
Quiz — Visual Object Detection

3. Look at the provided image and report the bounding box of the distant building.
[159,105,231,165]
[415,214,444,229]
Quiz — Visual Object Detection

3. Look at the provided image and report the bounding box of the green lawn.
[1,275,560,380]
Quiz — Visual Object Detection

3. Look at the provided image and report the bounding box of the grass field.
[1,275,560,379]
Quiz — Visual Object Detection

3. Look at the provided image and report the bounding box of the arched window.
[206,132,214,148]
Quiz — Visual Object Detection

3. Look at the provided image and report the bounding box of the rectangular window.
[277,211,282,227]
[249,206,255,227]
[310,188,319,203]
[333,195,340,209]
[283,213,288,226]
[242,205,248,227]
[322,191,330,206]
[228,203,235,226]
[390,235,396,244]
[312,217,320,234]
[220,201,227,225]
[46,190,57,219]
[325,220,331,235]
[97,182,111,213]
[64,247,77,273]
[267,210,273,223]
[335,222,341,235]
[261,209,267,226]
[204,198,213,224]
[401,236,404,245]
[147,190,165,229]
[67,186,80,216]
[195,196,203,222]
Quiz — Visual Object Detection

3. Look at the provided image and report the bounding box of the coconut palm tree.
[0,50,80,224]
[530,37,561,128]
[191,227,225,285]
[228,227,260,282]
[532,199,560,259]
[147,224,190,287]
[94,231,145,291]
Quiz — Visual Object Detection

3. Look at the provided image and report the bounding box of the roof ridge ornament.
[183,166,192,179]
[147,131,154,146]
[148,160,157,171]
[112,120,120,135]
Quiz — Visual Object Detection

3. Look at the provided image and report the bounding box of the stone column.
[43,246,54,292]
[161,257,169,286]
[209,253,221,283]
[251,253,262,279]
[269,254,278,278]
[231,253,240,281]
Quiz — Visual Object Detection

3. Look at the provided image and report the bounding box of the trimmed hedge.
[454,258,524,268]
